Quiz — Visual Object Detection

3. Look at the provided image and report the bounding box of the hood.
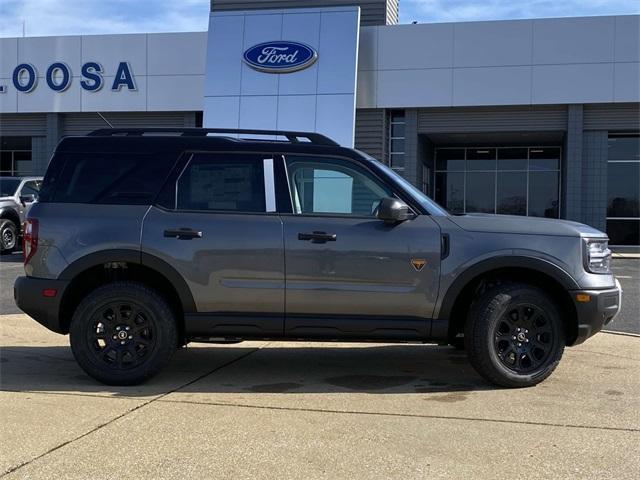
[448,213,606,238]
[0,196,16,205]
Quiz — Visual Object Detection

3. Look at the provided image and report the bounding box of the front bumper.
[14,276,70,334]
[570,278,622,345]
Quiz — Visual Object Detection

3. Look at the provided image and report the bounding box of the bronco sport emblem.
[411,259,426,271]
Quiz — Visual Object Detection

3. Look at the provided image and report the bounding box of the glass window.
[435,172,464,214]
[176,154,265,213]
[606,220,640,245]
[388,111,406,172]
[0,178,20,196]
[529,171,559,218]
[467,149,496,171]
[497,172,527,215]
[433,146,560,218]
[607,162,640,217]
[529,148,560,171]
[498,148,528,170]
[436,149,465,171]
[466,172,495,213]
[608,136,640,161]
[51,153,178,205]
[285,156,392,217]
[20,181,41,197]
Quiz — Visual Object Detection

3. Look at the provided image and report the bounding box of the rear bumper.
[14,276,69,334]
[570,279,622,345]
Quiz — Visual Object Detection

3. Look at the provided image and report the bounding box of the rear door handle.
[298,231,337,243]
[164,228,203,240]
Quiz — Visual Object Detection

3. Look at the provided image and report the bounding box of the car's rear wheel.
[0,219,18,254]
[69,282,177,385]
[465,282,565,388]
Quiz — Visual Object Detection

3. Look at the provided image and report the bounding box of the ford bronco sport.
[14,128,622,387]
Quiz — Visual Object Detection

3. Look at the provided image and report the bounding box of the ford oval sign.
[243,41,318,74]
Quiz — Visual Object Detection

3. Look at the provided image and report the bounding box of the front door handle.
[164,228,203,240]
[298,231,337,243]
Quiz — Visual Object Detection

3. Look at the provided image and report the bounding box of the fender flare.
[0,207,21,228]
[58,249,196,313]
[436,255,579,324]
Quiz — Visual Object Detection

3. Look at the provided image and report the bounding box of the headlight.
[584,239,612,274]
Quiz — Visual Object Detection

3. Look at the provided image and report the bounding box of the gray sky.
[1,0,638,37]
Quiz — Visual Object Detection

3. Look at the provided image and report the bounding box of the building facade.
[0,0,638,246]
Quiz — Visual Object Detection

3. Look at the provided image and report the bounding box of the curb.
[602,330,640,338]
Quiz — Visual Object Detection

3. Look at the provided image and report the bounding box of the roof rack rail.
[87,127,340,146]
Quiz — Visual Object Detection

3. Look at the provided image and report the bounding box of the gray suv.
[14,128,622,387]
[0,176,43,253]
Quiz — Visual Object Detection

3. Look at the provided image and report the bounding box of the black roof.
[57,127,362,160]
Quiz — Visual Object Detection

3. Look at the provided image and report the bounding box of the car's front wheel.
[69,282,178,385]
[0,219,18,254]
[465,282,565,388]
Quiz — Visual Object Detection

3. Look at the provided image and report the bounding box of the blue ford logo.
[243,41,318,74]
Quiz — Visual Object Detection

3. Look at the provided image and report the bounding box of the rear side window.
[43,152,177,204]
[175,153,266,213]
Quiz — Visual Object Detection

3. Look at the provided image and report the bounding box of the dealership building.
[0,0,638,246]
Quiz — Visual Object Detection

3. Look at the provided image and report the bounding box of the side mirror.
[20,194,36,204]
[376,197,413,224]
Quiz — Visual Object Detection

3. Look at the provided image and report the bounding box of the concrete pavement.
[1,313,639,479]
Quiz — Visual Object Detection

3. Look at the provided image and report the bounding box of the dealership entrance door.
[429,146,561,219]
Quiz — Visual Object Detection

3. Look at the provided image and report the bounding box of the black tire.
[465,282,565,388]
[69,282,178,385]
[0,219,18,254]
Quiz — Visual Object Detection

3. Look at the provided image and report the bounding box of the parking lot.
[1,253,639,479]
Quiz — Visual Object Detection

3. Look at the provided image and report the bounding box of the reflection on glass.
[466,172,495,213]
[606,220,640,245]
[529,148,560,171]
[436,149,465,171]
[467,149,496,171]
[390,153,405,169]
[436,172,464,213]
[529,171,559,218]
[607,163,640,217]
[498,148,527,170]
[608,136,640,161]
[497,172,527,215]
[391,123,405,138]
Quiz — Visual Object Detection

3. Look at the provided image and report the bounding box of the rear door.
[279,154,442,340]
[141,152,285,337]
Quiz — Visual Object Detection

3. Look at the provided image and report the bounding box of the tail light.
[23,218,38,264]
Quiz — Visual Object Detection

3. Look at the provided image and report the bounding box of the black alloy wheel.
[70,282,177,385]
[465,282,565,388]
[493,304,554,374]
[88,302,157,370]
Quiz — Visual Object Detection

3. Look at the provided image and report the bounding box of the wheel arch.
[0,207,21,229]
[58,249,196,340]
[436,256,580,345]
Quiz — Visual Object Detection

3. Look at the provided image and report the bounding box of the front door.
[141,152,284,337]
[280,155,442,340]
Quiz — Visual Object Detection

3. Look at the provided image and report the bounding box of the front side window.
[285,156,392,217]
[176,153,266,213]
[21,180,41,197]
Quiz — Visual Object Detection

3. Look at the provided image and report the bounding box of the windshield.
[0,178,20,197]
[360,153,449,216]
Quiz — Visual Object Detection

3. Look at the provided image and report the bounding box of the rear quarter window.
[41,152,178,205]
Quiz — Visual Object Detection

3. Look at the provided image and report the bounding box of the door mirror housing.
[376,197,413,224]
